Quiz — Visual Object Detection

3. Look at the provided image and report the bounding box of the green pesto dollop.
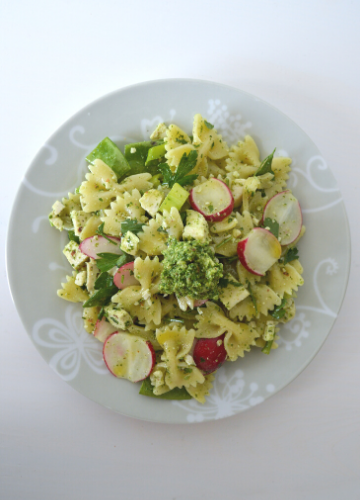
[159,238,223,300]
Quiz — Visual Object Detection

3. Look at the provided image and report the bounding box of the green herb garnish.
[247,282,258,314]
[215,236,232,249]
[281,246,299,265]
[83,285,117,308]
[255,149,276,176]
[263,217,279,238]
[96,223,117,245]
[94,272,114,290]
[139,377,192,400]
[219,278,244,288]
[68,230,80,244]
[95,252,134,272]
[204,120,214,130]
[159,150,198,188]
[121,219,145,235]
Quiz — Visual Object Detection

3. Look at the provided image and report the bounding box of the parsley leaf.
[263,217,279,238]
[95,252,134,272]
[281,247,299,265]
[255,149,276,176]
[160,151,199,188]
[94,272,114,290]
[83,285,117,308]
[270,297,287,320]
[68,230,80,244]
[98,307,105,320]
[121,219,145,235]
[204,120,214,130]
[96,223,117,245]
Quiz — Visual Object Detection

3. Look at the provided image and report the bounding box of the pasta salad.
[49,114,304,403]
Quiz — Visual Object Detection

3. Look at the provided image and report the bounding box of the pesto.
[159,238,223,300]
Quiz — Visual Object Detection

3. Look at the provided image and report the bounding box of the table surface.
[1,1,360,499]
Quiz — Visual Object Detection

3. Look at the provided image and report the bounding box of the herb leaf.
[215,236,232,249]
[121,219,145,235]
[94,272,114,290]
[270,297,287,320]
[204,120,214,130]
[83,285,117,308]
[216,254,239,262]
[96,223,117,245]
[281,246,299,265]
[263,217,279,238]
[160,151,199,188]
[68,230,80,244]
[96,252,134,272]
[255,149,276,176]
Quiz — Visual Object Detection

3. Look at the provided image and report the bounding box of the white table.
[1,1,359,498]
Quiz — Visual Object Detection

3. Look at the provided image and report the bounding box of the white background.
[1,1,360,498]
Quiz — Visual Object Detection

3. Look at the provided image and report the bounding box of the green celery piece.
[139,377,192,400]
[145,143,167,166]
[159,183,189,213]
[124,140,163,175]
[86,137,131,180]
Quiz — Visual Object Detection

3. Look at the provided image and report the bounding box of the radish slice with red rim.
[190,178,234,222]
[103,332,156,382]
[194,299,208,307]
[93,318,118,343]
[261,190,302,245]
[113,261,139,289]
[79,235,122,259]
[237,227,282,276]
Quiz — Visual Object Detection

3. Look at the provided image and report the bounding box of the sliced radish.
[190,178,234,222]
[79,235,122,259]
[194,299,208,307]
[93,317,118,343]
[237,227,282,276]
[261,190,302,245]
[193,334,227,373]
[103,332,156,382]
[113,261,139,289]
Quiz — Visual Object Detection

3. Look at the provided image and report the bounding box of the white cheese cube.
[182,210,209,243]
[63,241,88,270]
[86,259,100,294]
[139,189,164,217]
[52,200,65,216]
[120,231,139,256]
[104,306,133,329]
[70,210,91,236]
[75,270,87,286]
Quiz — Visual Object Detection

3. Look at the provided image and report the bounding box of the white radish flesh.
[79,235,122,259]
[93,318,118,343]
[113,261,139,289]
[103,332,156,382]
[190,178,234,222]
[262,190,302,245]
[237,227,281,276]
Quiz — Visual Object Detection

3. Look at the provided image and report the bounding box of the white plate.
[7,79,350,423]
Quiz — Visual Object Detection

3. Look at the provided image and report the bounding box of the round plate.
[7,79,350,423]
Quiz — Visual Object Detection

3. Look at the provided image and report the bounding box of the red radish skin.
[103,332,156,383]
[113,261,139,289]
[193,334,227,374]
[190,178,234,222]
[93,318,118,343]
[194,299,208,307]
[237,227,282,276]
[79,235,122,259]
[261,190,303,245]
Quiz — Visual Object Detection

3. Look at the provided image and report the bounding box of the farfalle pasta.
[49,114,305,403]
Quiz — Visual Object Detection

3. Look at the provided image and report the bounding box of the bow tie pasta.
[49,114,305,403]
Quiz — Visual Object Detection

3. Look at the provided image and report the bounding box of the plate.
[7,79,350,423]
